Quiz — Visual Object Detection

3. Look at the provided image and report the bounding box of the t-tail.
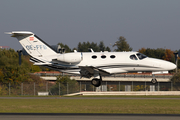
[6,31,57,65]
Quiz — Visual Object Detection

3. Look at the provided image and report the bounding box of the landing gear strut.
[151,74,157,84]
[91,78,101,87]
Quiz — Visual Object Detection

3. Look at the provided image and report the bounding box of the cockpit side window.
[130,55,138,60]
[136,53,147,60]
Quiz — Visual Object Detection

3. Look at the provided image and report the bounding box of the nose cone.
[167,62,176,70]
[149,58,176,71]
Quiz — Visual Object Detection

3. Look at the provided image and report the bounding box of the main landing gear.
[91,78,102,87]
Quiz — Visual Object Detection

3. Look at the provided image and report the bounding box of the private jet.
[6,31,176,87]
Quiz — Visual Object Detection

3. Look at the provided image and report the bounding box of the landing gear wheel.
[91,78,101,87]
[151,78,157,84]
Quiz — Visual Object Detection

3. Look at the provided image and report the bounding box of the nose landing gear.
[151,78,157,84]
[151,74,157,84]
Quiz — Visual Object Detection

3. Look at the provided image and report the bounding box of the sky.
[0,0,180,51]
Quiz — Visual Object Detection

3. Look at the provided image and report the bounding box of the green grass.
[1,98,180,114]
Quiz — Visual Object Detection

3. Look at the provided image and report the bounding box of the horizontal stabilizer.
[5,31,34,37]
[34,63,52,66]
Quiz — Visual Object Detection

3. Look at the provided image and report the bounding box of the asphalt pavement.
[1,113,180,120]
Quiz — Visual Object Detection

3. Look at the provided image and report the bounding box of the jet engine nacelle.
[57,52,82,63]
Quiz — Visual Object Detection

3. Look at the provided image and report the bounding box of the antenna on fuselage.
[88,48,94,53]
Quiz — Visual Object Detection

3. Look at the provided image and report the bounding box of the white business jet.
[6,31,176,87]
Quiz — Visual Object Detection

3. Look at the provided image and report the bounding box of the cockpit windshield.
[136,53,147,60]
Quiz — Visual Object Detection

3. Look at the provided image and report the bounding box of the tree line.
[56,36,132,52]
[57,41,111,53]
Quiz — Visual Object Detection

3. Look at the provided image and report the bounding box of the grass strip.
[0,99,180,114]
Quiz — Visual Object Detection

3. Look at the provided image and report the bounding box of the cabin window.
[130,55,138,60]
[101,55,106,59]
[92,55,97,59]
[136,53,147,60]
[110,55,116,59]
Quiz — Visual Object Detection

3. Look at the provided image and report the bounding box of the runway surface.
[1,113,180,120]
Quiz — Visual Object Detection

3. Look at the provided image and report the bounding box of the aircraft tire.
[151,78,157,84]
[91,78,101,87]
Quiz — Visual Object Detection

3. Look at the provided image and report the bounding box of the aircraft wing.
[79,66,110,78]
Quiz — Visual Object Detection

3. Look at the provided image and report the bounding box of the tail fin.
[6,31,57,62]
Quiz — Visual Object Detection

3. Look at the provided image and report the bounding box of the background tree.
[98,41,111,52]
[77,41,111,52]
[77,41,99,52]
[99,41,106,52]
[139,48,165,59]
[0,49,42,84]
[77,42,89,52]
[113,36,132,51]
[90,42,99,52]
[163,49,175,62]
[138,48,175,63]
[105,46,111,52]
[138,47,146,54]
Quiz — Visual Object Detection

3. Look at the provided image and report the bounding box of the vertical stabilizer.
[6,31,57,62]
